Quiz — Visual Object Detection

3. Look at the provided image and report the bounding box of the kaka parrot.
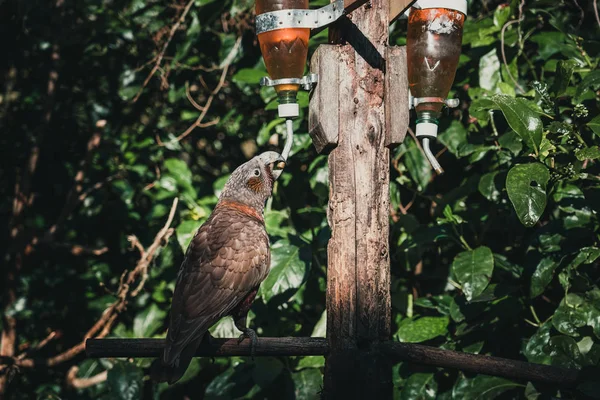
[151,151,286,384]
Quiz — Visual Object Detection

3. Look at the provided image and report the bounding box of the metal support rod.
[421,137,443,175]
[282,119,294,161]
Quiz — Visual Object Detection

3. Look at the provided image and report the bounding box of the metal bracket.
[260,73,319,91]
[408,94,460,109]
[255,0,345,34]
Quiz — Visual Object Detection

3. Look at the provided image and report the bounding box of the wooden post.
[309,0,408,397]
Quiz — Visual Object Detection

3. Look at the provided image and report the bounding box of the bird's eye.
[253,168,261,177]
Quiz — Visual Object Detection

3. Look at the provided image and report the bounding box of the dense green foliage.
[1,0,599,398]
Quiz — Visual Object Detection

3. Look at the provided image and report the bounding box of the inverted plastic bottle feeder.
[407,0,467,174]
[255,0,344,160]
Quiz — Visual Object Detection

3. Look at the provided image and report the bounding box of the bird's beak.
[267,155,286,180]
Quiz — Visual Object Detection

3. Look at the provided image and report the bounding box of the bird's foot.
[237,328,258,360]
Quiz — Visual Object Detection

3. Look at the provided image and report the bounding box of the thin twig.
[0,198,179,376]
[128,235,145,258]
[185,82,206,112]
[594,0,600,29]
[157,37,241,146]
[571,0,584,29]
[500,0,526,94]
[132,0,195,103]
[66,366,107,389]
[51,243,109,256]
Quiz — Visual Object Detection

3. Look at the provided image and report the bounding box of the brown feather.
[156,203,270,384]
[247,177,263,193]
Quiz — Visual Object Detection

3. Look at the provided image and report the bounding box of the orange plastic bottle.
[256,0,310,104]
[407,6,465,136]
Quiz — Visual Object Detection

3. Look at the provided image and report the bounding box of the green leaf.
[530,258,559,298]
[264,209,291,237]
[452,375,520,400]
[292,368,323,400]
[297,355,325,369]
[258,240,310,303]
[232,68,265,85]
[209,316,242,338]
[506,163,550,227]
[479,48,501,91]
[438,121,470,157]
[475,95,543,153]
[133,303,166,337]
[178,358,201,384]
[452,247,494,301]
[164,158,192,185]
[552,60,577,96]
[205,363,255,399]
[552,291,600,339]
[575,70,600,100]
[575,146,600,161]
[493,4,511,28]
[498,131,523,155]
[176,220,199,252]
[396,316,449,343]
[311,310,327,337]
[252,358,283,388]
[400,373,437,400]
[548,336,583,369]
[524,322,553,365]
[577,336,600,366]
[403,140,432,192]
[587,115,600,137]
[478,171,502,202]
[107,361,143,400]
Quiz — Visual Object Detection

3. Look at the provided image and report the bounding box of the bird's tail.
[150,337,202,385]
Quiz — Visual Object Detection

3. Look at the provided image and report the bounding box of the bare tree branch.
[0,199,179,382]
[156,36,242,146]
[66,366,107,389]
[132,0,195,103]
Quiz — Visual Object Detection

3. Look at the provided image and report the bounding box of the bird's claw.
[237,328,258,360]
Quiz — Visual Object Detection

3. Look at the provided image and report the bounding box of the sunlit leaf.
[506,163,550,227]
[452,247,494,301]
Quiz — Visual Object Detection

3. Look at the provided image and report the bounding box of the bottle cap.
[414,0,468,15]
[415,122,439,138]
[278,103,300,118]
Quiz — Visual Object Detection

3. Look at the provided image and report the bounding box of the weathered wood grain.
[318,0,394,396]
[308,46,341,154]
[388,0,418,23]
[385,46,409,147]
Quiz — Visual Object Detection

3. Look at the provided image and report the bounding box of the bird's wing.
[163,207,270,365]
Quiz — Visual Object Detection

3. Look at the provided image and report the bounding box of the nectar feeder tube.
[407,0,467,174]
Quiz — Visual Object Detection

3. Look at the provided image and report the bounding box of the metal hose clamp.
[408,94,460,109]
[260,73,319,91]
[413,96,460,108]
[255,0,345,34]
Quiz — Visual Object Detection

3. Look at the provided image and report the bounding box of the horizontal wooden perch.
[86,338,581,387]
[381,342,580,387]
[85,337,329,358]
